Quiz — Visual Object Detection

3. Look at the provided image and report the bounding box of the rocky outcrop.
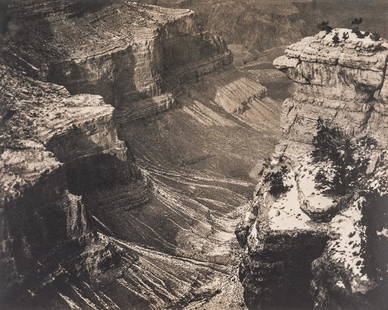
[273,29,388,147]
[0,55,153,304]
[6,0,231,107]
[238,30,388,310]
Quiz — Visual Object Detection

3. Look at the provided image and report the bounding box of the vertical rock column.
[238,29,388,310]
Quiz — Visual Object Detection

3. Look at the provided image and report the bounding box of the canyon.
[1,1,280,309]
[0,1,387,310]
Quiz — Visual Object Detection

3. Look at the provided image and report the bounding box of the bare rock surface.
[0,57,152,309]
[6,0,232,106]
[238,30,388,310]
[274,29,388,103]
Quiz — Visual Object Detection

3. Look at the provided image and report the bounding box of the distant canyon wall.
[138,0,388,54]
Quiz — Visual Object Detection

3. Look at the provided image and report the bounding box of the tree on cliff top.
[351,17,363,29]
[370,32,381,41]
[351,17,366,38]
[317,21,333,34]
[332,32,340,45]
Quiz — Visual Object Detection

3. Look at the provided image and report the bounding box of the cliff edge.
[237,29,388,310]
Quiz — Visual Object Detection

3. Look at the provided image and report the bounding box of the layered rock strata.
[137,0,388,59]
[0,59,150,307]
[237,29,388,310]
[0,47,244,310]
[1,1,272,309]
[6,0,232,106]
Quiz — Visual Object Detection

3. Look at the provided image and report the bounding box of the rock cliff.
[137,0,388,65]
[1,1,280,309]
[0,57,151,308]
[237,30,388,309]
[6,0,231,106]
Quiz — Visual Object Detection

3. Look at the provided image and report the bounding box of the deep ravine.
[0,1,284,309]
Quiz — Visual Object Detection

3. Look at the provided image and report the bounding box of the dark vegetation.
[351,17,381,41]
[264,164,290,197]
[342,32,349,41]
[311,118,376,195]
[351,17,363,32]
[332,32,340,44]
[317,17,381,42]
[370,32,381,41]
[317,21,332,33]
[351,17,366,38]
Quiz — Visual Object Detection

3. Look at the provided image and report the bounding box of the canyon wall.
[5,0,231,106]
[139,0,388,65]
[237,30,388,309]
[0,54,155,305]
[1,1,277,309]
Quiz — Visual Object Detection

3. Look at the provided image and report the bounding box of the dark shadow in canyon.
[241,233,328,310]
[356,194,388,309]
[2,133,155,309]
[261,77,293,102]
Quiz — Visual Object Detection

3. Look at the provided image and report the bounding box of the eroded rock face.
[238,30,388,310]
[137,0,388,58]
[274,29,388,103]
[1,1,268,309]
[0,60,149,308]
[6,0,232,106]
